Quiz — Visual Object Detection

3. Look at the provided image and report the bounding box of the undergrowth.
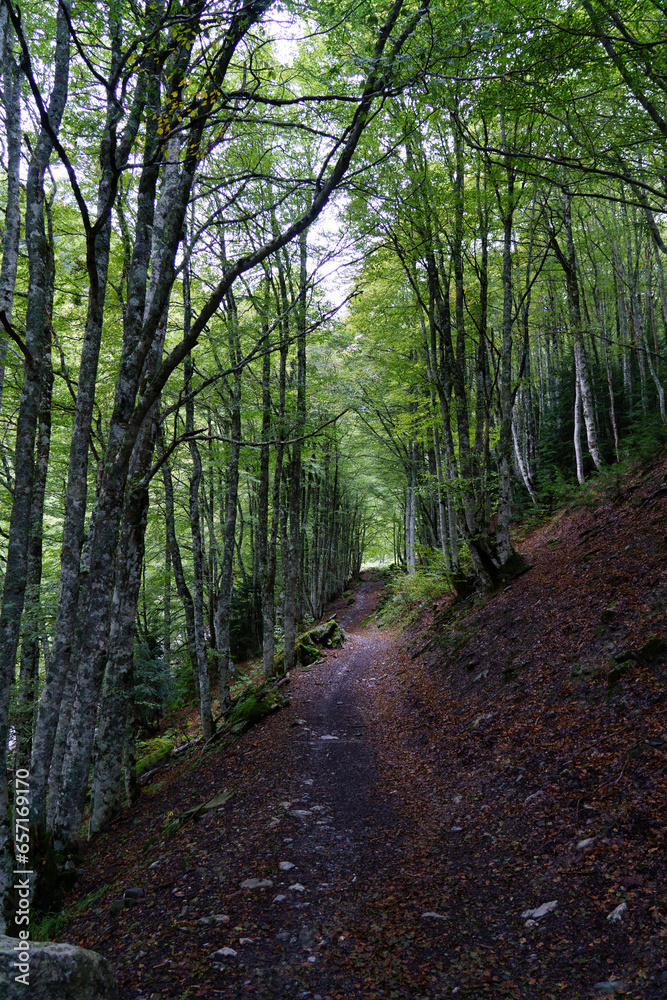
[375,559,454,627]
[31,886,107,941]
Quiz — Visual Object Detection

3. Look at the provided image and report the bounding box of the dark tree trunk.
[283,232,307,672]
[30,6,150,832]
[14,201,55,772]
[0,6,69,928]
[0,6,21,409]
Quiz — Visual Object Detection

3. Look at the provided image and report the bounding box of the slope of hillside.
[60,454,667,999]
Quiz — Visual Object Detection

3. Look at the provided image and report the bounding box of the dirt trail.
[69,578,432,1000]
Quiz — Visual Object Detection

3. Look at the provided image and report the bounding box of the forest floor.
[62,453,667,1000]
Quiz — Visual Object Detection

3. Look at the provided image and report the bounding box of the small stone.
[109,899,124,915]
[593,981,625,994]
[577,838,596,850]
[607,902,627,922]
[320,735,339,741]
[289,883,306,892]
[421,911,447,920]
[275,930,291,942]
[451,826,463,832]
[240,877,273,889]
[279,861,296,871]
[212,947,238,959]
[524,919,538,928]
[238,938,253,945]
[307,955,317,963]
[214,914,230,923]
[521,900,558,920]
[452,795,462,805]
[273,894,287,902]
[124,887,145,900]
[123,886,146,906]
[291,810,312,818]
[198,916,215,926]
[472,713,493,729]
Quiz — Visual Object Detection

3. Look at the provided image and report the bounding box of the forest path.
[70,576,454,1000]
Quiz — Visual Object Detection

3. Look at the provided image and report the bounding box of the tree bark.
[14,200,55,772]
[283,232,307,673]
[215,338,242,713]
[0,5,69,928]
[550,190,604,474]
[186,352,214,739]
[160,434,199,702]
[0,6,21,410]
[30,6,151,831]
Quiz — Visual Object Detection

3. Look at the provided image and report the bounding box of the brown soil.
[62,455,667,999]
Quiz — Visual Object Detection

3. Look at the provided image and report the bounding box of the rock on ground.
[0,935,117,999]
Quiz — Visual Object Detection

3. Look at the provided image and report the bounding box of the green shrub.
[377,560,453,626]
[134,636,170,731]
[31,887,107,941]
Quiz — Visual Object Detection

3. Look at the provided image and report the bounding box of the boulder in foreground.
[0,935,117,999]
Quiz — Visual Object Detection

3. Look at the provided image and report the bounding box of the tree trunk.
[574,373,585,485]
[87,268,168,836]
[0,6,21,410]
[551,190,604,474]
[283,232,307,673]
[257,321,273,677]
[160,435,199,702]
[0,6,69,928]
[87,474,149,837]
[30,6,148,832]
[186,353,214,739]
[14,202,55,772]
[215,295,242,715]
[496,151,520,564]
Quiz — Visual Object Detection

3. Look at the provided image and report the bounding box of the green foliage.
[31,886,107,941]
[134,637,170,732]
[227,690,281,730]
[376,559,453,627]
[135,734,175,777]
[621,413,667,463]
[166,652,197,712]
[229,577,261,661]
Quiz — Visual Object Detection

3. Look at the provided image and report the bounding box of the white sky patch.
[307,198,362,314]
[264,6,307,66]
